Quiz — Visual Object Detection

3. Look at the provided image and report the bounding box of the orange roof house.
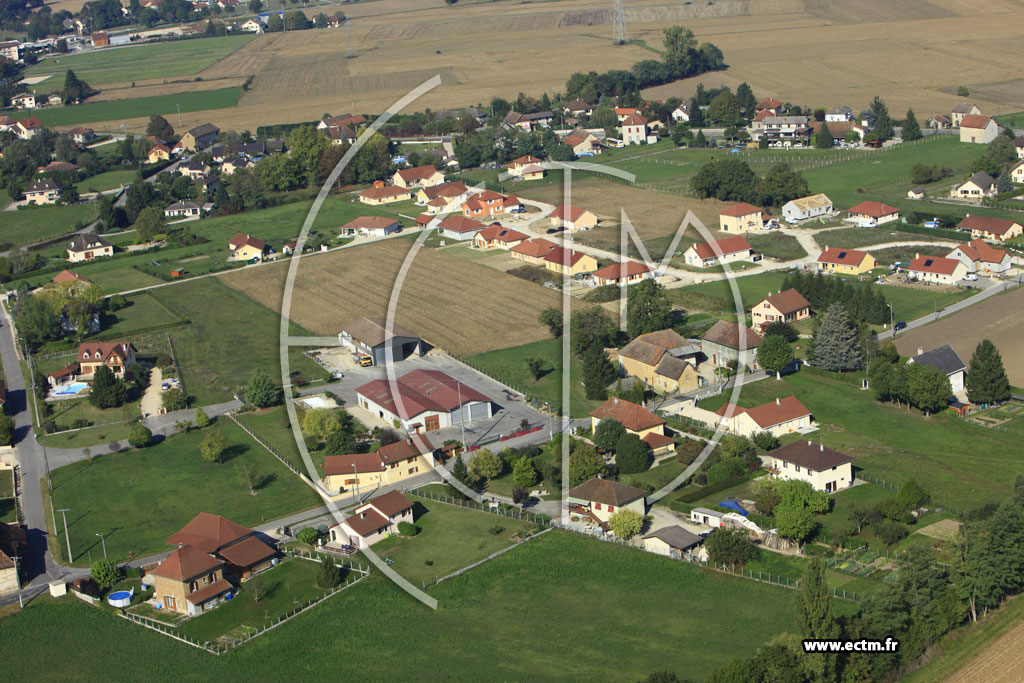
[716,396,812,437]
[750,289,811,330]
[591,260,652,286]
[847,201,899,225]
[815,246,876,274]
[718,203,764,233]
[589,396,665,437]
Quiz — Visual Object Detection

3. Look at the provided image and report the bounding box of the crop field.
[219,237,564,357]
[13,87,241,129]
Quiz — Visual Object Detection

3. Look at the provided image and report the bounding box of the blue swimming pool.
[54,382,88,396]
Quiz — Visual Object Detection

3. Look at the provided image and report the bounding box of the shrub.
[107,294,128,311]
[90,558,120,589]
[615,432,651,474]
[675,438,702,464]
[751,431,780,451]
[607,509,644,539]
[487,524,505,535]
[706,457,746,484]
[128,424,152,448]
[297,527,320,545]
[317,560,341,588]
[874,519,909,546]
[397,522,418,536]
[704,527,757,565]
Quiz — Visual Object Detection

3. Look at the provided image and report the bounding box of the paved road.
[878,278,1016,340]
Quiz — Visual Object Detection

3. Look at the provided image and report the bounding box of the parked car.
[964,273,979,281]
[894,321,908,331]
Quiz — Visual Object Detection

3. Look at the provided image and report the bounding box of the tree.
[847,501,880,534]
[707,91,742,126]
[199,429,229,463]
[751,431,780,451]
[704,527,756,565]
[468,448,503,483]
[324,429,356,455]
[155,386,184,413]
[810,302,864,372]
[524,357,545,380]
[285,9,308,30]
[14,294,61,347]
[814,121,833,149]
[0,415,15,447]
[89,366,128,409]
[582,342,617,400]
[132,205,165,244]
[902,108,922,141]
[146,114,174,142]
[754,482,782,515]
[593,418,626,451]
[608,508,644,539]
[195,408,210,428]
[512,456,538,487]
[755,163,809,207]
[286,125,330,187]
[615,432,650,474]
[246,369,282,407]
[691,158,757,202]
[869,95,893,142]
[626,279,672,338]
[297,527,319,545]
[774,503,816,545]
[797,558,840,682]
[569,306,614,355]
[317,559,341,588]
[735,82,756,115]
[447,453,477,498]
[128,424,152,448]
[757,334,793,379]
[235,461,262,494]
[90,558,119,589]
[762,320,798,342]
[966,339,1011,405]
[569,442,606,485]
[301,408,342,442]
[661,25,697,76]
[906,363,952,415]
[61,69,90,103]
[896,479,930,511]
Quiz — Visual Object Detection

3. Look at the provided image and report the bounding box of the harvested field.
[895,286,1024,387]
[914,518,961,542]
[945,614,1024,683]
[218,239,564,356]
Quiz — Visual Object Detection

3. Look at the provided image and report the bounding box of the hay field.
[218,238,564,356]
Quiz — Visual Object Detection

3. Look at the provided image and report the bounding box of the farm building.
[327,491,415,547]
[543,246,598,275]
[762,440,854,493]
[438,215,486,240]
[392,165,444,189]
[473,225,529,250]
[24,178,61,205]
[615,329,702,394]
[947,239,1011,273]
[178,123,220,152]
[339,216,400,238]
[958,114,997,144]
[846,201,899,226]
[950,172,996,200]
[567,478,646,524]
[907,344,967,394]
[907,254,968,285]
[782,194,833,223]
[356,369,492,433]
[700,320,761,371]
[548,204,598,231]
[643,526,704,559]
[591,260,652,286]
[957,216,1023,242]
[66,234,113,263]
[749,289,811,331]
[323,445,432,494]
[680,236,753,268]
[815,246,876,275]
[718,203,764,233]
[338,317,423,365]
[589,397,666,439]
[951,102,981,127]
[715,396,813,438]
[359,185,414,205]
[510,238,558,265]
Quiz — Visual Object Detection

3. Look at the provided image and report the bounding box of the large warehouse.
[356,369,492,433]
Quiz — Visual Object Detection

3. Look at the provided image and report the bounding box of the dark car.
[894,321,908,331]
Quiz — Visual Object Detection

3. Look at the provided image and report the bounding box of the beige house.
[750,289,811,331]
[619,113,651,145]
[323,439,435,493]
[589,397,665,439]
[392,165,445,189]
[543,246,598,275]
[228,233,267,261]
[510,238,557,265]
[907,254,968,284]
[566,478,646,524]
[959,114,997,144]
[681,236,753,268]
[718,203,764,233]
[66,234,113,262]
[416,181,468,209]
[763,440,854,493]
[563,129,602,156]
[0,522,26,595]
[616,329,702,394]
[847,201,899,226]
[178,123,219,152]
[77,342,136,378]
[548,204,598,231]
[715,396,813,438]
[701,320,762,371]
[150,545,231,616]
[148,144,171,163]
[591,260,652,286]
[24,178,61,205]
[951,102,981,127]
[507,155,544,177]
[950,172,996,200]
[958,216,1024,242]
[816,246,877,275]
[359,184,414,205]
[473,225,529,250]
[642,525,704,559]
[947,239,1011,274]
[328,491,414,549]
[1011,160,1024,184]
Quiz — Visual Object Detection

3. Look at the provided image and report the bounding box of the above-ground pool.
[107,589,133,608]
[54,382,89,396]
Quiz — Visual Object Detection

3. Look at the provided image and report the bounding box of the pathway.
[139,367,163,419]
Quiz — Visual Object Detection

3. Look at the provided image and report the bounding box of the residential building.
[438,215,485,240]
[392,165,445,189]
[510,238,558,265]
[461,190,507,218]
[825,106,853,122]
[700,319,762,370]
[591,260,652,286]
[66,234,113,262]
[763,440,854,493]
[928,114,952,129]
[66,127,95,144]
[951,102,981,127]
[750,116,811,142]
[0,115,13,133]
[220,156,254,175]
[227,233,267,261]
[0,522,26,595]
[718,203,764,233]
[178,123,220,151]
[164,201,203,218]
[615,329,702,394]
[507,155,544,177]
[13,117,42,140]
[1011,160,1024,184]
[339,216,400,238]
[166,513,276,579]
[1014,136,1024,160]
[241,18,263,32]
[149,545,231,616]
[589,397,665,439]
[548,204,598,231]
[681,236,753,268]
[815,246,877,275]
[642,525,704,559]
[473,225,529,250]
[750,289,811,331]
[317,114,366,131]
[564,99,593,117]
[619,113,651,145]
[338,317,422,365]
[907,187,925,200]
[907,344,967,393]
[415,180,468,208]
[501,110,553,131]
[755,98,784,115]
[543,246,598,275]
[356,369,492,433]
[328,491,415,548]
[907,254,968,284]
[11,93,36,109]
[358,184,413,205]
[562,129,602,156]
[77,342,136,378]
[52,270,91,286]
[847,201,899,226]
[947,239,1011,273]
[180,161,211,180]
[323,442,433,493]
[959,114,998,144]
[950,172,996,200]
[715,396,813,438]
[957,216,1023,242]
[24,178,61,205]
[147,144,171,163]
[809,120,854,145]
[0,40,19,62]
[210,141,267,161]
[566,478,646,524]
[671,101,691,122]
[782,194,833,223]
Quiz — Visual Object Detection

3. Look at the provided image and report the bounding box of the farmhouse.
[928,114,952,129]
[543,246,598,275]
[338,317,423,365]
[66,234,113,262]
[164,201,203,218]
[567,478,646,524]
[548,204,598,231]
[907,344,967,394]
[227,233,267,261]
[782,194,833,223]
[716,396,813,438]
[763,441,854,493]
[846,201,899,226]
[957,216,1023,242]
[562,129,602,156]
[24,178,61,205]
[11,93,36,109]
[167,513,276,579]
[591,260,652,286]
[438,215,486,240]
[950,172,996,200]
[947,239,1011,274]
[327,491,414,548]
[510,238,558,264]
[959,114,997,144]
[815,246,877,275]
[147,144,171,163]
[718,203,764,233]
[750,289,811,331]
[756,98,784,115]
[643,525,704,559]
[77,342,136,378]
[323,444,433,493]
[681,236,753,268]
[589,397,665,439]
[339,216,400,238]
[178,123,220,151]
[358,184,413,205]
[473,224,529,250]
[701,320,761,371]
[616,329,702,394]
[356,369,492,433]
[619,113,652,145]
[392,165,444,189]
[951,102,981,127]
[907,254,968,285]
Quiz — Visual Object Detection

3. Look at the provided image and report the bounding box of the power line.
[612,0,628,46]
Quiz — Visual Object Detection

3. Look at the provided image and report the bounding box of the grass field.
[0,469,15,523]
[813,227,955,250]
[13,88,242,128]
[35,292,184,354]
[45,418,320,566]
[0,531,809,680]
[24,35,256,86]
[73,169,137,194]
[0,202,99,246]
[234,406,304,472]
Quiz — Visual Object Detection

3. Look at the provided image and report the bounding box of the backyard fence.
[226,412,306,481]
[856,472,969,518]
[427,527,555,589]
[405,486,553,526]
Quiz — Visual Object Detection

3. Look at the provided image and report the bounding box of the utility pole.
[611,0,628,46]
[57,508,72,564]
[886,302,894,333]
[177,103,182,130]
[12,555,22,608]
[96,532,107,559]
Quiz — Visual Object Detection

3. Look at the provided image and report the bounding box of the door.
[425,415,440,432]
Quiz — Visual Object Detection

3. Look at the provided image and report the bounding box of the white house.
[356,369,492,433]
[825,106,853,122]
[619,113,652,145]
[566,478,646,524]
[681,236,754,268]
[762,441,854,494]
[671,102,691,122]
[327,491,414,549]
[947,239,1011,274]
[907,344,967,394]
[164,201,203,218]
[959,115,998,144]
[782,194,833,223]
[339,216,400,238]
[907,254,968,284]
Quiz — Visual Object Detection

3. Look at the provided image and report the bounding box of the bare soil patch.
[945,612,1024,682]
[914,518,961,542]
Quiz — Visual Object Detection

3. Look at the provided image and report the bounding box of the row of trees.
[691,159,809,208]
[780,270,890,326]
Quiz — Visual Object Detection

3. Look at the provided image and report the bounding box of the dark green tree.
[146,114,174,142]
[128,424,152,448]
[593,418,626,451]
[735,82,756,115]
[89,366,128,409]
[690,158,757,202]
[570,306,615,356]
[762,320,798,342]
[966,339,1011,405]
[797,558,840,682]
[704,527,756,565]
[755,163,809,207]
[906,363,952,415]
[246,369,282,408]
[0,414,14,446]
[91,558,120,589]
[61,69,90,103]
[902,108,922,141]
[447,453,477,498]
[757,334,794,379]
[870,95,893,141]
[317,558,342,587]
[539,306,562,338]
[810,303,864,372]
[626,279,672,338]
[14,295,60,347]
[582,343,617,400]
[615,432,651,474]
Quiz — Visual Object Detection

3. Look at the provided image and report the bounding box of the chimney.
[915,253,919,260]
[360,513,365,519]
[776,397,780,405]
[820,443,824,452]
[807,440,812,446]
[917,348,924,356]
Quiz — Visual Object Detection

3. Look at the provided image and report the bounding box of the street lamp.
[96,532,107,559]
[57,508,72,563]
[886,303,894,333]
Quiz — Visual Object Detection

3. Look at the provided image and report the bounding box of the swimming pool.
[53,382,89,396]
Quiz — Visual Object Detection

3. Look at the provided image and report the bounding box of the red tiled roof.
[951,239,1007,264]
[419,181,467,201]
[368,490,414,517]
[149,545,223,581]
[438,215,485,234]
[716,396,810,429]
[324,452,386,476]
[621,113,648,126]
[185,578,233,605]
[510,155,543,165]
[592,260,651,281]
[395,165,439,181]
[341,216,398,230]
[760,289,811,316]
[343,507,390,537]
[847,201,898,218]
[567,478,646,506]
[690,236,752,260]
[359,185,411,200]
[377,437,432,464]
[543,246,588,267]
[701,320,762,351]
[909,254,961,275]
[720,202,762,217]
[511,238,558,258]
[53,270,91,284]
[642,432,676,449]
[475,224,528,243]
[960,114,993,129]
[958,216,1021,236]
[356,369,490,420]
[167,513,254,554]
[548,204,590,222]
[589,397,665,432]
[756,97,783,110]
[217,536,275,568]
[817,246,870,266]
[77,342,134,365]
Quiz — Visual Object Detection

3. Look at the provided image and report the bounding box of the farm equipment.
[353,353,373,367]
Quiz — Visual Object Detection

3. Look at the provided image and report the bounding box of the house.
[782,194,833,223]
[392,165,444,189]
[192,175,220,196]
[90,30,109,47]
[718,203,764,233]
[755,97,784,115]
[358,184,413,205]
[243,17,264,31]
[0,522,27,595]
[681,236,753,268]
[564,99,593,117]
[77,342,136,378]
[715,396,813,438]
[750,289,811,331]
[227,233,267,261]
[473,225,529,250]
[0,39,20,62]
[951,102,982,127]
[66,234,113,262]
[357,369,491,433]
[642,525,703,558]
[415,180,468,209]
[566,478,646,524]
[548,204,598,231]
[810,120,853,145]
[950,172,997,200]
[166,513,276,579]
[671,101,691,122]
[338,317,422,365]
[13,117,42,139]
[591,260,652,286]
[148,545,231,616]
[47,363,80,387]
[619,113,651,145]
[928,114,952,129]
[825,106,853,122]
[700,320,762,371]
[220,156,254,175]
[562,129,602,156]
[52,270,91,286]
[327,491,414,547]
[501,110,553,131]
[763,441,854,493]
[846,201,899,226]
[180,161,211,180]
[815,246,877,275]
[24,178,61,205]
[324,443,432,493]
[164,201,203,218]
[907,344,967,393]
[907,187,925,200]
[461,190,507,218]
[957,216,1024,242]
[147,144,171,163]
[339,216,400,238]
[210,141,266,162]
[750,116,811,142]
[543,246,598,275]
[438,215,486,240]
[0,115,13,133]
[66,127,95,144]
[510,238,558,265]
[317,114,366,131]
[907,254,968,285]
[1011,160,1024,184]
[12,93,36,109]
[47,93,63,106]
[589,397,665,438]
[616,329,702,394]
[642,431,676,456]
[178,123,220,151]
[1014,136,1024,160]
[947,239,1011,274]
[38,161,78,175]
[959,114,998,144]
[507,155,544,177]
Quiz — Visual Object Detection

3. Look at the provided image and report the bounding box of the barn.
[356,369,493,433]
[338,317,423,365]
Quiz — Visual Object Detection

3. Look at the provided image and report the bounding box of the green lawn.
[24,35,255,86]
[0,531,811,681]
[0,469,15,523]
[234,406,304,473]
[46,419,320,566]
[34,292,184,354]
[0,202,100,247]
[74,169,137,194]
[813,227,954,249]
[464,337,599,418]
[745,232,807,261]
[43,391,141,430]
[13,88,242,129]
[38,420,136,449]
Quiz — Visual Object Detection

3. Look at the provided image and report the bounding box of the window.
[795,465,801,472]
[608,505,615,512]
[345,478,356,485]
[594,503,602,510]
